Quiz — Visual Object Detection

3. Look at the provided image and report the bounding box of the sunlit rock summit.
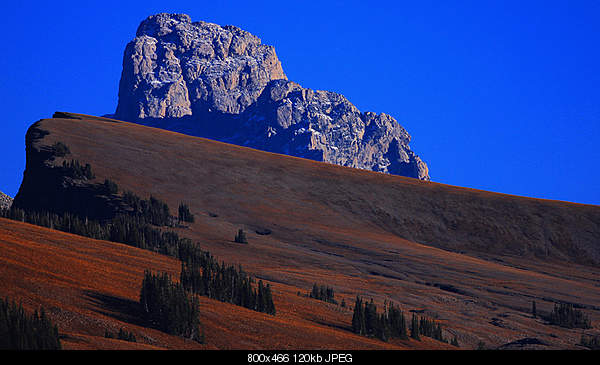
[114,13,430,180]
[0,191,12,210]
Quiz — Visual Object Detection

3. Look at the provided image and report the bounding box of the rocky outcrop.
[115,13,286,120]
[12,122,126,220]
[114,13,430,180]
[236,80,430,178]
[0,191,12,210]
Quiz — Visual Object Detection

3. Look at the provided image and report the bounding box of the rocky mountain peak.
[0,191,12,210]
[135,13,192,37]
[116,13,286,120]
[114,13,430,181]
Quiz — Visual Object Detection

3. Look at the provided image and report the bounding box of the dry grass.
[0,218,446,350]
[3,112,600,350]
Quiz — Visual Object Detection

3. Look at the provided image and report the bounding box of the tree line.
[0,163,278,343]
[0,202,276,315]
[104,328,137,343]
[178,202,194,224]
[546,302,591,329]
[180,258,276,315]
[139,270,204,343]
[0,297,61,350]
[121,190,172,227]
[0,206,191,259]
[308,283,337,304]
[580,334,600,350]
[0,185,198,259]
[61,159,95,180]
[0,146,277,342]
[352,297,407,342]
[51,141,94,181]
[351,296,457,346]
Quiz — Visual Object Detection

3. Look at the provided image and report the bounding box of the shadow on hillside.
[314,319,352,333]
[84,290,145,327]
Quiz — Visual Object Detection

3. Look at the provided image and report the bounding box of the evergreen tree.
[178,202,194,224]
[180,258,275,315]
[351,296,366,335]
[451,335,460,347]
[547,302,591,329]
[103,179,119,195]
[257,280,265,313]
[311,283,319,299]
[52,141,71,157]
[234,229,248,244]
[410,313,420,340]
[308,283,337,304]
[364,299,378,337]
[0,297,61,350]
[377,312,390,342]
[385,302,408,340]
[264,283,276,315]
[83,163,94,180]
[351,297,410,342]
[580,334,600,350]
[139,270,203,342]
[116,328,137,342]
[61,159,95,180]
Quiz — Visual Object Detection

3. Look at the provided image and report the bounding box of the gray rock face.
[114,13,430,180]
[235,80,429,179]
[115,13,286,120]
[0,191,12,210]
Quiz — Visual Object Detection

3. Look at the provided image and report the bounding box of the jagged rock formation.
[0,191,12,210]
[113,13,430,180]
[115,13,286,119]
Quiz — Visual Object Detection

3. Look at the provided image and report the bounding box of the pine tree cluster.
[178,202,194,224]
[580,334,600,350]
[139,270,204,342]
[103,179,119,195]
[180,258,275,315]
[52,141,71,157]
[546,302,591,329]
[351,297,451,344]
[104,328,137,342]
[122,191,172,227]
[416,315,446,342]
[51,141,91,180]
[1,175,278,336]
[61,159,95,180]
[0,207,190,258]
[309,283,337,304]
[0,297,61,350]
[351,297,408,342]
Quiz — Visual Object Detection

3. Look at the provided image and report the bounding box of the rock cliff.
[114,13,429,180]
[0,191,12,210]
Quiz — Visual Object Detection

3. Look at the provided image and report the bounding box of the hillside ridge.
[5,112,600,350]
[12,113,600,266]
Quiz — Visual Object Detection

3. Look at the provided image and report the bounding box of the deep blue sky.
[1,1,598,205]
